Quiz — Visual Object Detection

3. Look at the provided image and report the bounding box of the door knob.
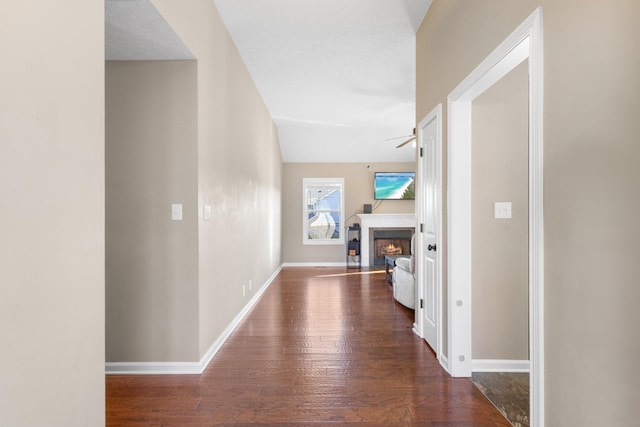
[428,244,437,251]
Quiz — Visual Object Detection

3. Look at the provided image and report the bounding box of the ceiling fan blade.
[396,136,416,148]
[385,134,414,142]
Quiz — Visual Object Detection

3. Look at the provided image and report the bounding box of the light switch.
[171,203,183,221]
[494,202,512,219]
[203,204,212,221]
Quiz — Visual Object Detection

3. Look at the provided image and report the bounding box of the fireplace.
[356,214,415,267]
[370,228,413,266]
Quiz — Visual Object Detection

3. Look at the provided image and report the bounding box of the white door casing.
[447,7,544,427]
[416,105,442,360]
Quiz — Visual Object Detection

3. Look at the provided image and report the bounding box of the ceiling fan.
[386,128,416,148]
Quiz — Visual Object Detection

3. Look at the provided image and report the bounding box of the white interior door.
[417,106,441,355]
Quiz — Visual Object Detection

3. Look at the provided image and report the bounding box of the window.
[303,178,344,245]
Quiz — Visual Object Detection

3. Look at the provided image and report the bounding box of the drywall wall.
[0,0,105,425]
[150,0,283,359]
[106,60,199,362]
[471,61,529,360]
[282,162,415,263]
[417,0,640,424]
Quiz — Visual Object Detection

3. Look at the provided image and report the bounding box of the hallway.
[106,267,510,425]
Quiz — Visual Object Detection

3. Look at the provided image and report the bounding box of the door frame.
[415,104,443,363]
[446,7,544,426]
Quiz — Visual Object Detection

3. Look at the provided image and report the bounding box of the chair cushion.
[394,256,412,271]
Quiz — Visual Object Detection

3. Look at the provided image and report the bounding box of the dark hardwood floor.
[106,267,510,426]
[471,372,529,427]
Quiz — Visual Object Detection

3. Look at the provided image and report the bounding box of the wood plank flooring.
[106,267,511,426]
[471,373,529,426]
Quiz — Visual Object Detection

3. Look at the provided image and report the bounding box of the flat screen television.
[374,172,415,200]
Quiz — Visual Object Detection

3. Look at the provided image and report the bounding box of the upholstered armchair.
[392,235,415,309]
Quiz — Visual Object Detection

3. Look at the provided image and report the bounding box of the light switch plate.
[494,202,512,219]
[203,204,212,221]
[171,203,183,221]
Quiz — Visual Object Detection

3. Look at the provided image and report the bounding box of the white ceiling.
[105,0,194,60]
[105,0,431,163]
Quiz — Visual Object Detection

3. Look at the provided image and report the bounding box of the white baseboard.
[105,265,283,375]
[472,359,530,373]
[105,361,202,375]
[197,265,282,372]
[439,354,449,373]
[282,262,347,267]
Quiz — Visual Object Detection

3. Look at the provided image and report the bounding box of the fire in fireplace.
[377,241,406,256]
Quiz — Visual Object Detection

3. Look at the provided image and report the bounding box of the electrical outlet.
[494,202,512,219]
[171,203,183,221]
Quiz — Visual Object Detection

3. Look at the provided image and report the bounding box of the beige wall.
[106,60,199,362]
[150,0,283,358]
[283,162,415,263]
[418,1,640,424]
[0,0,105,425]
[471,61,529,360]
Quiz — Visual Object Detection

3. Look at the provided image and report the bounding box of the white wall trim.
[439,353,449,373]
[528,9,546,427]
[472,359,531,373]
[106,265,283,375]
[105,361,202,375]
[282,262,347,268]
[447,7,544,427]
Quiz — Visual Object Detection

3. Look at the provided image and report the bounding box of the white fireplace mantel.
[356,214,416,267]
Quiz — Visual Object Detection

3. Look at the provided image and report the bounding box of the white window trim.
[302,177,345,245]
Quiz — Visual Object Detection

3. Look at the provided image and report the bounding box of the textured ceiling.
[105,0,194,60]
[105,0,431,163]
[214,0,431,162]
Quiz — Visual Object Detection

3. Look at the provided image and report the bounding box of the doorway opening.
[447,7,544,427]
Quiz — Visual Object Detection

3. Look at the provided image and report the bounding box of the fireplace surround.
[356,214,415,267]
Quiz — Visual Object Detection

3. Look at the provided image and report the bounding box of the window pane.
[308,211,340,240]
[303,178,344,245]
[306,185,341,207]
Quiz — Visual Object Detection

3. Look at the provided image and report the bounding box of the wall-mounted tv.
[374,172,415,200]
